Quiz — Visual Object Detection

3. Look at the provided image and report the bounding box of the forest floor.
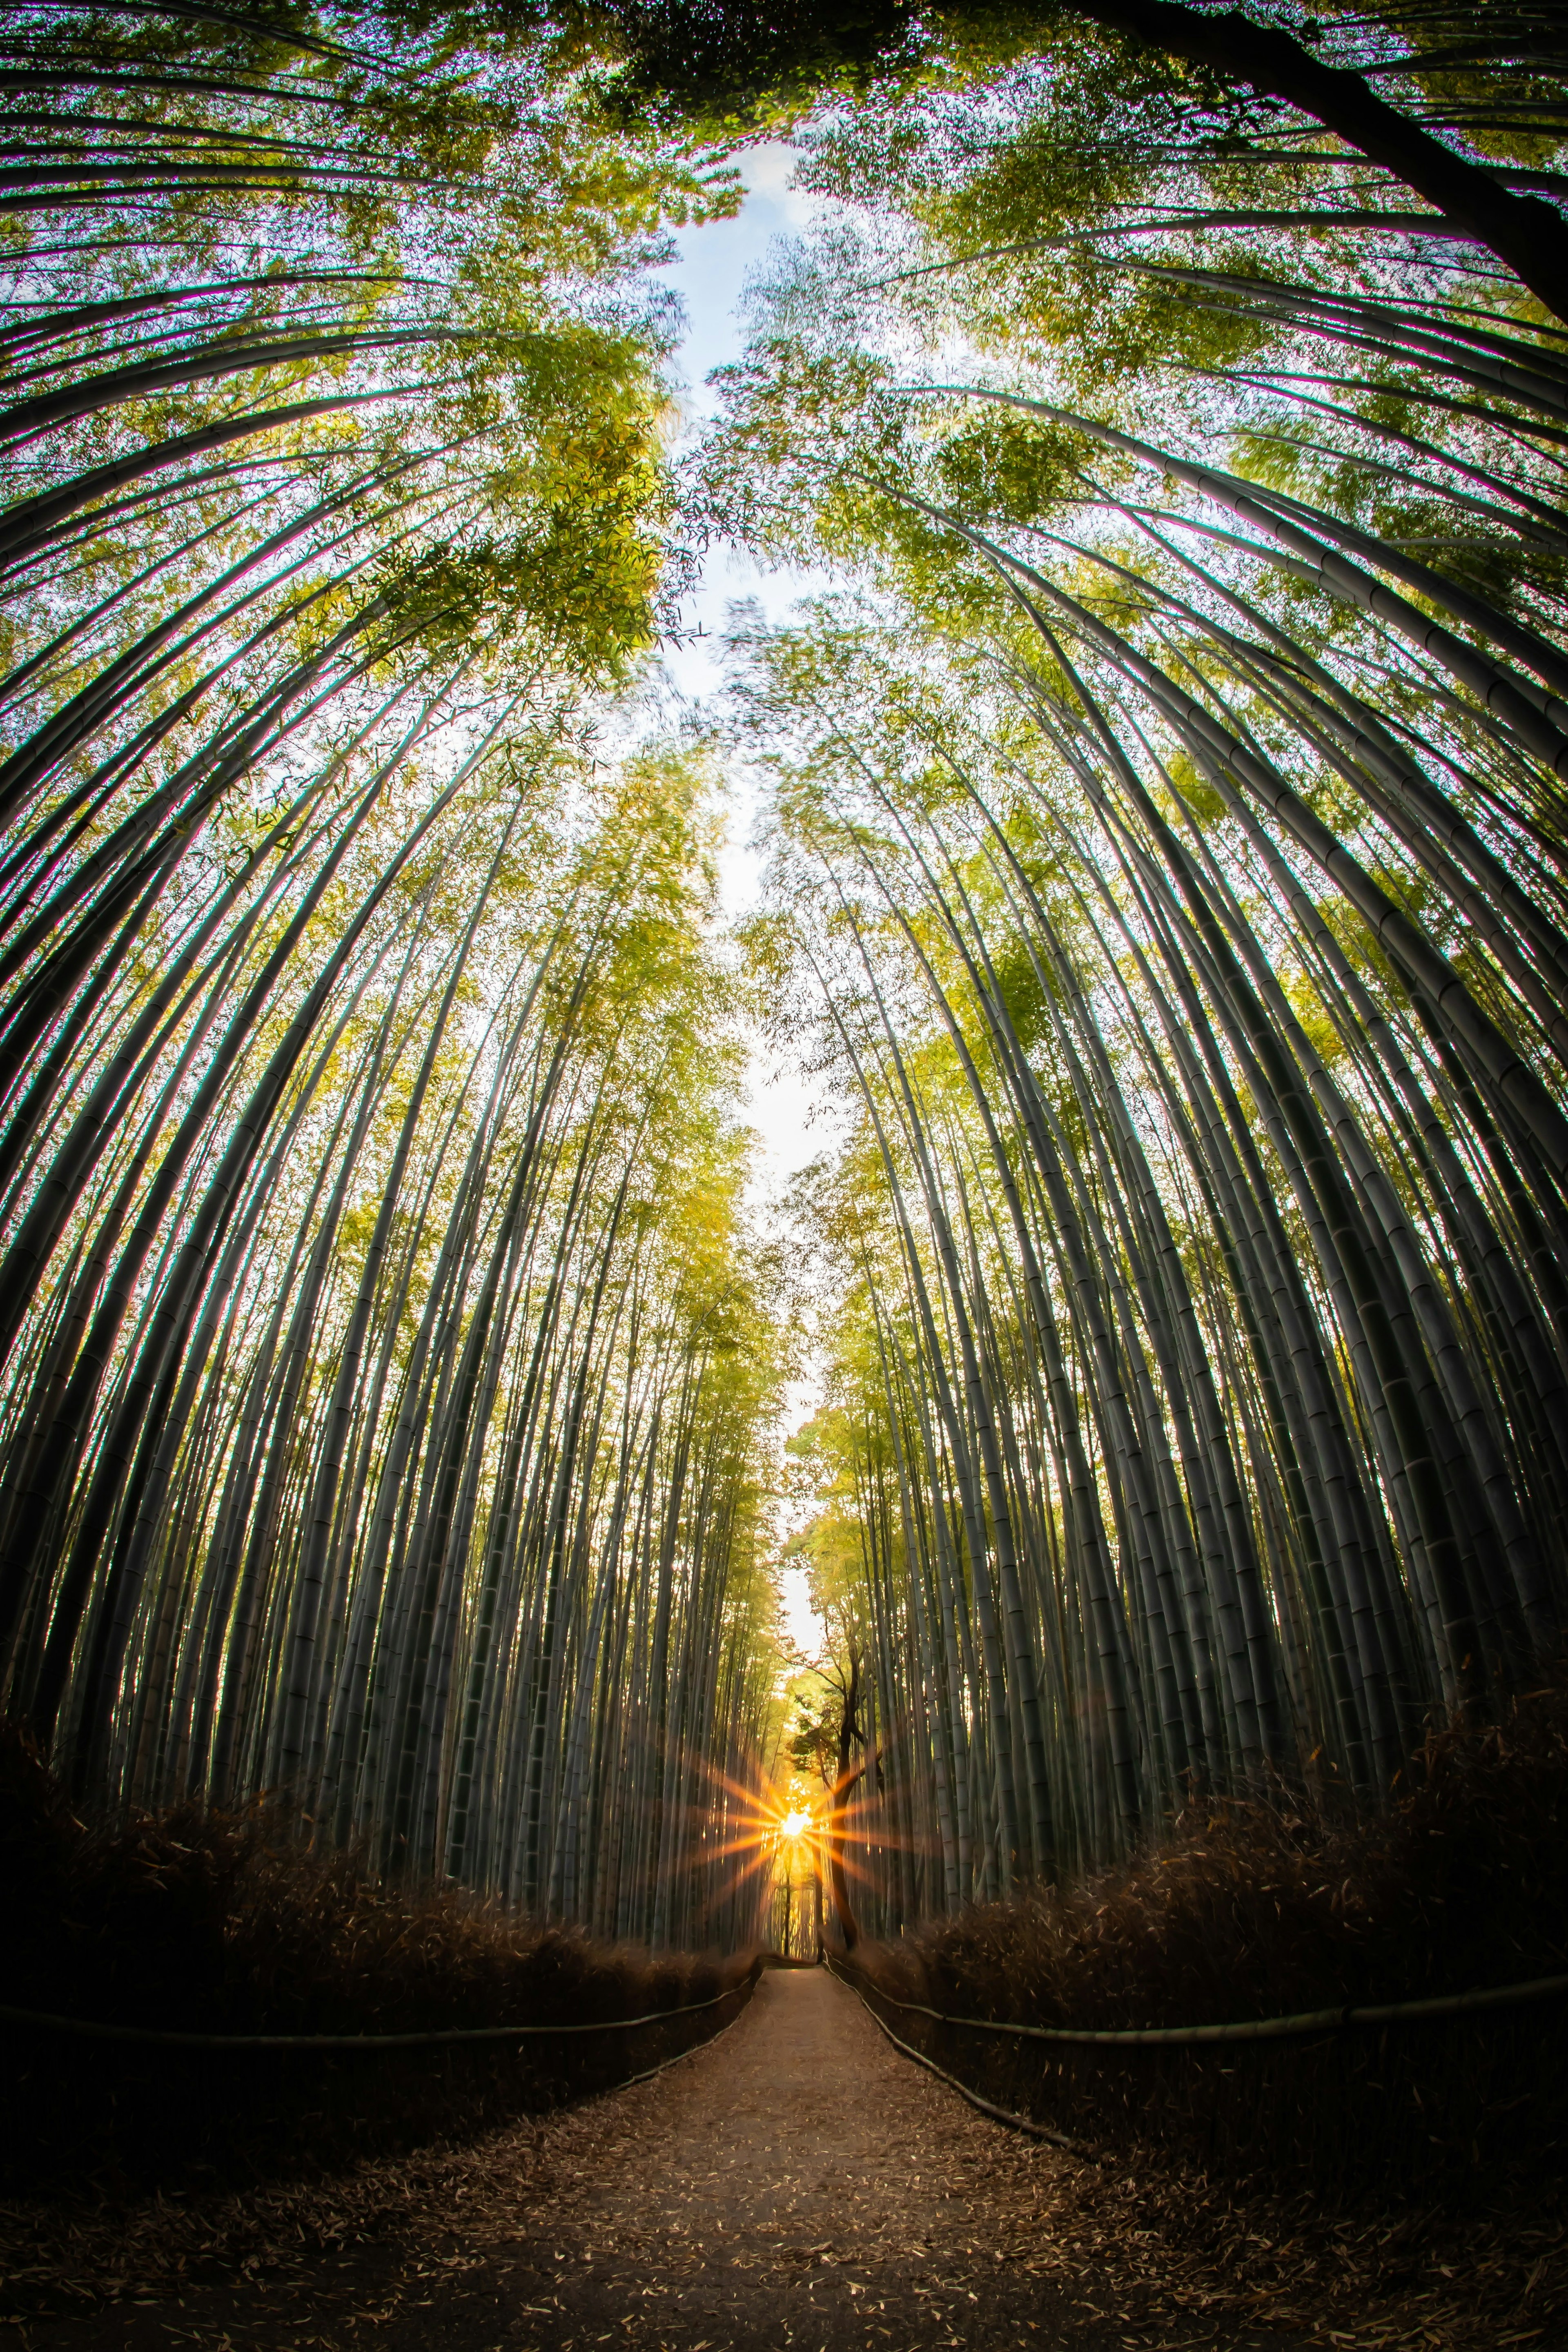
[4,1968,1560,2352]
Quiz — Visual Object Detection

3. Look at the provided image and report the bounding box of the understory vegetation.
[1,1724,756,2184]
[851,1680,1568,2185]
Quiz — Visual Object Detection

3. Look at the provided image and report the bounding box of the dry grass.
[0,1723,754,2190]
[855,1684,1568,2192]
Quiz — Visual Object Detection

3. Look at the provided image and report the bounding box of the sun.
[779,1809,811,1840]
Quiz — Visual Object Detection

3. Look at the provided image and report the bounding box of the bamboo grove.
[693,2,1568,1930]
[11,0,1568,1958]
[0,0,792,1944]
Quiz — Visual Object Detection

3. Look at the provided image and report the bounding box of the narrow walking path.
[496,1962,1119,2349]
[11,1971,1377,2351]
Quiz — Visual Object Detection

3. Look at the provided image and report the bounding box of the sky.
[654,142,840,1219]
[651,148,838,1664]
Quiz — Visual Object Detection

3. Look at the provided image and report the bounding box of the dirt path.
[5,1970,1466,2352]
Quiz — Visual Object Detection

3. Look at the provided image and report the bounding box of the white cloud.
[738,141,817,227]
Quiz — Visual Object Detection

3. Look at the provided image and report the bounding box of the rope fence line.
[10,1953,1564,2056]
[613,1981,756,2093]
[0,1974,754,2052]
[826,1960,1099,2157]
[827,1954,1568,2046]
[827,1953,1568,2164]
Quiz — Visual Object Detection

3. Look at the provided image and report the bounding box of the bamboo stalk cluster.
[718,82,1568,1926]
[0,4,788,1945]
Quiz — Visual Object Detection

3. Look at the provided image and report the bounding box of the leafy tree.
[606,0,1568,315]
